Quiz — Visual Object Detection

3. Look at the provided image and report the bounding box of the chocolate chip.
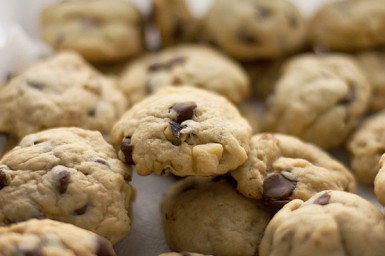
[88,108,97,117]
[313,192,331,205]
[57,170,70,194]
[262,173,296,200]
[256,6,272,19]
[148,61,165,72]
[238,27,260,45]
[19,246,44,256]
[25,79,45,90]
[0,170,8,190]
[337,86,355,105]
[74,204,88,215]
[120,137,134,165]
[168,56,186,68]
[95,237,115,256]
[170,102,197,123]
[95,159,110,167]
[169,121,183,139]
[263,199,291,213]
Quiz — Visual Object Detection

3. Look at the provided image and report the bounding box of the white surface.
[0,1,383,256]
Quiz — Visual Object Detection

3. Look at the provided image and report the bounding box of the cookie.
[161,176,271,256]
[119,44,250,105]
[308,0,385,52]
[355,49,385,112]
[0,127,134,244]
[374,153,385,206]
[231,133,355,212]
[0,219,115,256]
[152,0,201,47]
[202,0,306,60]
[159,253,211,256]
[260,190,385,256]
[348,112,385,184]
[0,52,127,139]
[111,86,252,177]
[41,0,144,63]
[263,53,370,149]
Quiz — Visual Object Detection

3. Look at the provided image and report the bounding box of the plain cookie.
[0,127,134,244]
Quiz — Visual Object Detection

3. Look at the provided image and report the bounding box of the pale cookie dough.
[355,49,385,112]
[161,176,271,256]
[348,111,385,184]
[152,0,202,47]
[41,0,143,63]
[264,54,370,149]
[231,133,355,212]
[260,190,385,256]
[111,86,251,176]
[0,52,127,139]
[308,0,385,52]
[202,0,306,60]
[0,127,134,244]
[119,44,250,106]
[0,219,115,256]
[374,153,385,206]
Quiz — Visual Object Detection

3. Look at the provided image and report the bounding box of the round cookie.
[231,133,355,212]
[374,153,385,206]
[202,0,306,60]
[355,49,385,112]
[260,190,385,256]
[40,0,144,63]
[0,219,115,256]
[161,176,272,256]
[111,86,252,177]
[348,111,385,184]
[119,44,250,106]
[152,0,202,47]
[308,0,385,52]
[263,53,370,149]
[0,51,127,139]
[0,127,134,244]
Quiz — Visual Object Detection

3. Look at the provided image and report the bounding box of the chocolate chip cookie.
[202,0,306,60]
[264,53,370,149]
[0,127,134,244]
[119,44,250,106]
[161,176,271,256]
[231,133,356,212]
[41,0,144,63]
[0,52,127,139]
[309,0,385,52]
[0,219,115,256]
[348,111,385,184]
[260,190,385,256]
[374,153,385,206]
[111,86,251,177]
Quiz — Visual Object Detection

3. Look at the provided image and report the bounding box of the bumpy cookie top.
[231,133,355,212]
[0,52,127,138]
[309,0,385,51]
[260,190,385,256]
[202,0,306,60]
[348,111,385,184]
[111,86,251,176]
[161,176,271,256]
[119,44,250,105]
[374,153,385,206]
[0,127,133,244]
[264,53,370,149]
[0,219,116,256]
[40,0,143,63]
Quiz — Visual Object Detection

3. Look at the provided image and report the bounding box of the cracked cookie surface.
[119,44,250,105]
[260,190,385,256]
[111,86,251,177]
[161,176,271,256]
[0,127,133,244]
[231,133,355,212]
[0,219,116,256]
[264,54,370,149]
[0,52,127,139]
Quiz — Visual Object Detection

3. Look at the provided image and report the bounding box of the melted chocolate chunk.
[96,237,115,256]
[263,198,291,213]
[74,204,88,215]
[20,247,44,256]
[120,137,135,165]
[262,173,296,200]
[337,87,355,105]
[25,79,45,90]
[169,121,183,139]
[0,170,8,190]
[147,61,165,72]
[57,170,70,194]
[238,27,260,45]
[88,108,97,117]
[170,102,197,123]
[313,192,331,205]
[168,56,186,68]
